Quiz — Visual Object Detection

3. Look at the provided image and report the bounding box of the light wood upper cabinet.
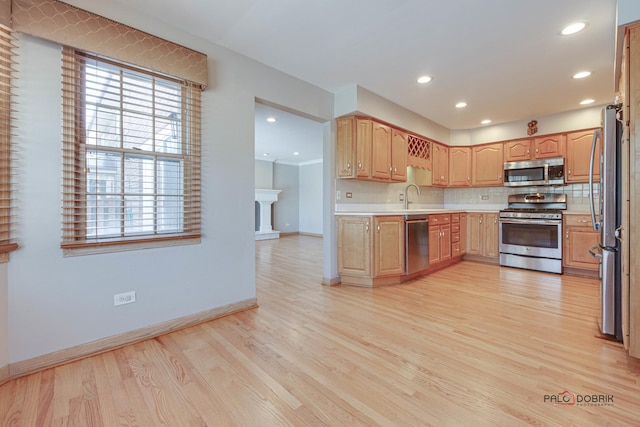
[472,143,503,186]
[371,122,392,180]
[432,143,449,186]
[566,129,599,183]
[533,134,565,159]
[391,128,408,182]
[563,214,599,271]
[336,117,372,179]
[373,216,405,277]
[337,216,371,277]
[336,116,406,183]
[356,118,373,178]
[336,117,356,178]
[449,146,471,187]
[503,139,532,162]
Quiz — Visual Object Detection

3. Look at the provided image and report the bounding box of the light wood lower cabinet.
[337,215,404,286]
[466,212,499,259]
[452,213,466,257]
[374,216,405,277]
[428,215,451,265]
[563,214,599,274]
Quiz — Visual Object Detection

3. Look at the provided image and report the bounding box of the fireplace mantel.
[255,189,282,240]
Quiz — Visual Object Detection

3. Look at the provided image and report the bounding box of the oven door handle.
[499,218,562,225]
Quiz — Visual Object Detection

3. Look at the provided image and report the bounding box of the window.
[0,23,17,262]
[61,49,201,254]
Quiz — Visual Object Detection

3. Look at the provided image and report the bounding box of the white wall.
[0,263,7,369]
[8,0,333,364]
[299,161,323,234]
[618,0,640,26]
[335,85,451,143]
[273,163,299,233]
[451,104,604,145]
[255,159,273,189]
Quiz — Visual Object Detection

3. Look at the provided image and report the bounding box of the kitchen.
[3,0,640,425]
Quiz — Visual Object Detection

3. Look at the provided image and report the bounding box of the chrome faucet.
[404,183,421,210]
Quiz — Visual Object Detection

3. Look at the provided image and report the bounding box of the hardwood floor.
[2,234,640,426]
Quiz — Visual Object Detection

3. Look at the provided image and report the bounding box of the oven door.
[499,218,562,259]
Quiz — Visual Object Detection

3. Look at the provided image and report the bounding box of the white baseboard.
[8,298,257,380]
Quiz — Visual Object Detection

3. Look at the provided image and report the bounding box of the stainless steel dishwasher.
[405,214,429,274]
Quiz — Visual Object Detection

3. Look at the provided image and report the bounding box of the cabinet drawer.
[564,215,593,227]
[430,214,451,225]
[451,223,460,233]
[452,242,460,256]
[451,213,460,223]
[451,232,460,243]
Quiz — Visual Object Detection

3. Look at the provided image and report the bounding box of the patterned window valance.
[11,0,208,89]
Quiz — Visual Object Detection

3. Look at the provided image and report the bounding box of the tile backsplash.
[336,177,597,211]
[444,183,597,211]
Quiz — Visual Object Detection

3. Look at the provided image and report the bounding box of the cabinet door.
[371,122,392,180]
[504,139,532,162]
[336,117,356,178]
[566,129,599,183]
[472,143,504,186]
[483,213,500,258]
[459,213,467,255]
[449,146,471,187]
[429,226,441,264]
[373,216,405,277]
[533,134,565,159]
[432,143,449,186]
[337,216,371,276]
[440,224,452,262]
[355,118,372,178]
[466,213,483,255]
[564,227,600,270]
[391,128,407,182]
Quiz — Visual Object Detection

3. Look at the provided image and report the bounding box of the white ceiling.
[112,0,618,162]
[255,102,324,164]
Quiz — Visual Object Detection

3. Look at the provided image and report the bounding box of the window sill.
[62,235,201,257]
[0,244,19,263]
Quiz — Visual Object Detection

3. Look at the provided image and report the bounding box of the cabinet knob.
[389,165,393,173]
[494,218,497,224]
[358,161,362,170]
[377,225,381,232]
[480,219,483,224]
[566,232,569,239]
[527,150,530,155]
[346,161,351,170]
[394,167,397,172]
[536,148,539,153]
[568,169,571,175]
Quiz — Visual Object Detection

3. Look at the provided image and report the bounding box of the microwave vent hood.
[503,157,565,187]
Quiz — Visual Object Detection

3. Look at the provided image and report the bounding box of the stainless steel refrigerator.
[589,104,623,341]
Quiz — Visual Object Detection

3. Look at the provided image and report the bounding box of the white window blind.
[61,49,201,251]
[0,23,17,261]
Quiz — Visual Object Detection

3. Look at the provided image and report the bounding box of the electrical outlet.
[114,291,136,306]
[346,192,352,198]
[481,195,490,200]
[399,194,404,201]
[336,190,341,200]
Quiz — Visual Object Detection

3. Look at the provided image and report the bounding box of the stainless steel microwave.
[503,157,565,187]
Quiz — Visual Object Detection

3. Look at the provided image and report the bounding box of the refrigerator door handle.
[589,244,603,259]
[589,129,601,231]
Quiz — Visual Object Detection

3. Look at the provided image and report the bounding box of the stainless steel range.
[499,193,567,274]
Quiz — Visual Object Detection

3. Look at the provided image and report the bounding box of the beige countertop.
[335,208,500,216]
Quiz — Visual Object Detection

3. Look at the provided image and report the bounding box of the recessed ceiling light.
[266,117,277,123]
[580,99,595,105]
[573,71,591,79]
[293,151,300,156]
[561,22,586,36]
[455,102,467,108]
[417,75,432,84]
[481,119,492,125]
[262,152,269,156]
